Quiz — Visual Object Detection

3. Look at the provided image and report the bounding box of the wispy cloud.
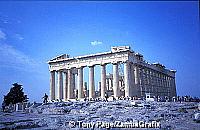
[0,43,41,72]
[0,13,21,24]
[15,34,24,40]
[91,40,103,46]
[0,29,6,40]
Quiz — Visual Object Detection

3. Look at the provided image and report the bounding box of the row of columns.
[50,62,176,101]
[136,67,176,97]
[50,62,134,100]
[106,77,124,91]
[50,69,75,100]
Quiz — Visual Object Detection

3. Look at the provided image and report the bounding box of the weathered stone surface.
[0,101,199,129]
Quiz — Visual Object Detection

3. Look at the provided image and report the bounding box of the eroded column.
[106,79,109,91]
[63,71,68,101]
[131,63,136,96]
[57,71,63,100]
[67,69,73,99]
[172,78,177,97]
[124,62,131,97]
[72,73,75,98]
[101,64,106,98]
[50,71,55,100]
[134,66,139,85]
[109,78,112,90]
[77,67,83,99]
[89,66,95,98]
[113,63,119,98]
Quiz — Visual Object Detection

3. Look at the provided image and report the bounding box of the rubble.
[194,113,200,123]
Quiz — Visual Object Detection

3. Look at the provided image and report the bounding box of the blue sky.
[0,1,199,103]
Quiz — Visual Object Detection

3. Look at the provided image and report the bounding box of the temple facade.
[48,46,176,101]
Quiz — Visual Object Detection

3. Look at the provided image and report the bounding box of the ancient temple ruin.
[48,46,176,101]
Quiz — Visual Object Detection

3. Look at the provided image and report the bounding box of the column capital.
[62,69,68,73]
[132,63,140,67]
[88,65,95,68]
[112,62,119,65]
[123,60,132,64]
[100,63,107,66]
[57,69,64,72]
[77,66,84,69]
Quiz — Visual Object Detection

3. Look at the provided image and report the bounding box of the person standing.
[43,93,48,104]
[105,92,108,102]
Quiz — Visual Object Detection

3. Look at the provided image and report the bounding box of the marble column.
[131,64,136,96]
[63,71,68,101]
[142,69,145,93]
[84,82,87,97]
[113,63,119,98]
[172,78,177,97]
[124,62,131,97]
[161,74,164,87]
[119,80,122,88]
[157,74,160,87]
[134,66,139,85]
[147,70,150,85]
[106,79,109,91]
[67,69,73,99]
[72,73,75,98]
[89,66,95,98]
[101,64,106,98]
[50,71,55,100]
[152,71,155,86]
[167,77,170,88]
[57,71,63,100]
[158,73,161,86]
[77,67,83,99]
[109,78,112,90]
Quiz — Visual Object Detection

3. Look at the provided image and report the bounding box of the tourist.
[105,92,108,102]
[43,93,48,104]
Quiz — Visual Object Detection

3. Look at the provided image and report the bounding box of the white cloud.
[0,43,40,72]
[0,29,6,40]
[15,34,24,40]
[91,40,103,46]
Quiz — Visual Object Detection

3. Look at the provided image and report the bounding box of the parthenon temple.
[48,46,176,101]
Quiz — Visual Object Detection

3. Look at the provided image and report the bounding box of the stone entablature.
[48,50,129,71]
[48,48,175,78]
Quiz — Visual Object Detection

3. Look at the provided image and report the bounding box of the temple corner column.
[50,70,55,101]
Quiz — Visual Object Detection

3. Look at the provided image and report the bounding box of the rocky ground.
[0,100,199,130]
